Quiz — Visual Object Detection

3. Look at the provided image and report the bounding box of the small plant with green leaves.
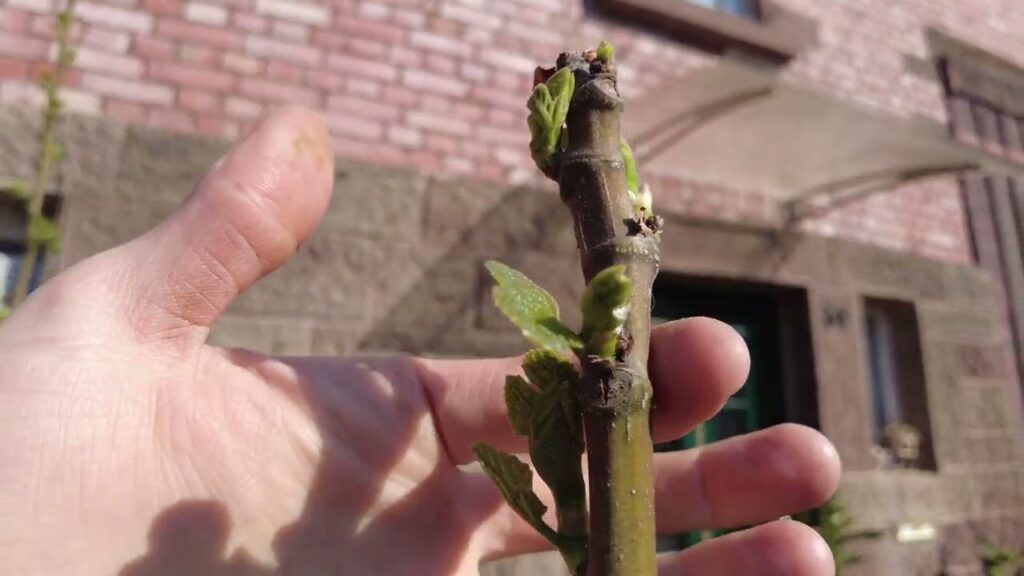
[982,543,1024,576]
[794,494,883,574]
[1,0,77,317]
[473,43,663,576]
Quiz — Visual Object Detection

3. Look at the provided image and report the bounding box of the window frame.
[593,0,811,61]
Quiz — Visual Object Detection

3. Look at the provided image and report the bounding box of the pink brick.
[461,62,489,82]
[245,35,320,65]
[402,69,468,97]
[133,37,175,60]
[310,29,344,50]
[0,56,28,78]
[383,85,418,106]
[196,115,238,139]
[232,12,267,33]
[254,0,330,26]
[477,125,525,146]
[179,45,218,66]
[307,69,344,91]
[421,94,451,113]
[406,111,470,137]
[349,38,386,58]
[444,156,474,174]
[387,125,422,149]
[439,3,502,29]
[392,8,425,29]
[358,2,389,20]
[326,53,396,81]
[426,134,458,154]
[178,88,219,112]
[425,53,456,75]
[239,77,319,106]
[409,30,470,57]
[143,0,182,17]
[74,46,143,77]
[0,31,47,59]
[388,45,421,67]
[222,51,263,74]
[82,72,173,104]
[104,98,147,123]
[158,18,242,48]
[225,96,262,118]
[8,0,53,16]
[81,27,131,53]
[346,77,381,98]
[271,20,309,41]
[77,2,154,33]
[184,2,228,26]
[148,107,195,132]
[266,60,303,82]
[334,16,403,43]
[327,94,399,121]
[150,61,233,91]
[324,113,384,141]
[0,8,32,32]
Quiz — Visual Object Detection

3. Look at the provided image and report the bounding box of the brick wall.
[0,0,1022,262]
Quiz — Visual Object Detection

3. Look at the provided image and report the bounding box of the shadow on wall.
[358,181,581,357]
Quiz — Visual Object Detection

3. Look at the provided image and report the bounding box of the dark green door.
[651,278,790,550]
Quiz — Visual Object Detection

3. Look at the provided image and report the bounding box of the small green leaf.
[621,137,638,194]
[485,261,582,358]
[27,214,60,252]
[527,67,575,173]
[529,381,585,500]
[504,375,538,437]
[581,265,632,357]
[596,40,615,64]
[473,443,558,542]
[523,348,579,392]
[0,306,11,322]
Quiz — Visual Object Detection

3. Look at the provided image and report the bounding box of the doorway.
[651,274,818,550]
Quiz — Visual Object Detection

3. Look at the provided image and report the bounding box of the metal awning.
[623,62,1023,219]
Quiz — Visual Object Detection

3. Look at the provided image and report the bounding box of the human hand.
[0,108,840,576]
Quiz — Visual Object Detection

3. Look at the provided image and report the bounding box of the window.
[862,298,935,470]
[0,189,58,306]
[594,0,811,61]
[684,0,759,19]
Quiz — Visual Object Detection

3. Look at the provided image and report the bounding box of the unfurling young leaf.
[485,261,583,358]
[581,265,633,358]
[472,443,558,542]
[527,67,575,173]
[504,375,538,437]
[596,40,615,64]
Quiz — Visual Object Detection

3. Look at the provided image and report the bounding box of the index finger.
[416,316,750,465]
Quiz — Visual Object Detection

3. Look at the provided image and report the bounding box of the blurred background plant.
[982,543,1024,576]
[794,493,883,574]
[0,0,77,320]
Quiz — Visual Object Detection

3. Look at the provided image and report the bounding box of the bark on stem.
[552,55,660,576]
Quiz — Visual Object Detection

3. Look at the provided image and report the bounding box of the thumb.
[119,106,334,342]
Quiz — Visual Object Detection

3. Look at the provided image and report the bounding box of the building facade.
[0,0,1022,574]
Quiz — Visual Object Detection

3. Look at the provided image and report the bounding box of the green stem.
[552,53,660,576]
[11,0,76,307]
